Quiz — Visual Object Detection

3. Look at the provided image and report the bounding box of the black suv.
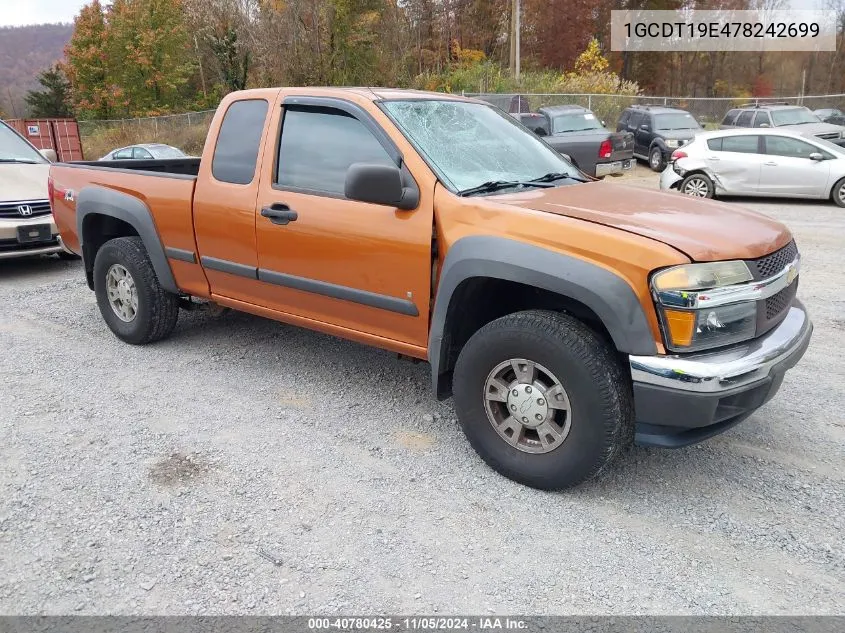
[617,105,702,171]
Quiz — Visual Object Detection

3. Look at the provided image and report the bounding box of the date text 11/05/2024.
[307,617,529,630]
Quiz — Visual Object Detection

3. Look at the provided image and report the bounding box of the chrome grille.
[765,282,797,320]
[0,199,52,219]
[747,240,799,280]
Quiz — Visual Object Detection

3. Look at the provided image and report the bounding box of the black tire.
[93,236,179,345]
[452,310,634,490]
[648,146,665,172]
[831,177,845,207]
[679,172,715,198]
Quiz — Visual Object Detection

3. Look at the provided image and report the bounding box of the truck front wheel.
[452,310,633,490]
[93,236,179,345]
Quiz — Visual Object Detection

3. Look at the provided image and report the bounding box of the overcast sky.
[0,0,91,27]
[0,0,828,27]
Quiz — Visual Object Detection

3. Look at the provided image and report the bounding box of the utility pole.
[509,0,521,80]
[514,0,522,81]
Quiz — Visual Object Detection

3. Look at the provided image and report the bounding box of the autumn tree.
[64,0,113,118]
[25,64,73,117]
[107,0,196,116]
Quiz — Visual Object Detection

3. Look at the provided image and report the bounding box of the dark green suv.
[617,105,702,171]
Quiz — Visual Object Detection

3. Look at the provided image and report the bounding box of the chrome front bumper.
[629,300,812,447]
[630,301,812,393]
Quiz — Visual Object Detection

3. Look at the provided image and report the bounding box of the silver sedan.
[659,128,845,207]
[100,143,187,160]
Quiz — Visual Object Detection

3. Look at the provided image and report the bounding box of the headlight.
[652,261,757,352]
[652,261,752,293]
[664,139,679,148]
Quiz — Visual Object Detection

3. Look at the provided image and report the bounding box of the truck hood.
[0,163,50,202]
[491,181,792,261]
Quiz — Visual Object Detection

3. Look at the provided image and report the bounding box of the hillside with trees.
[6,1,845,123]
[0,23,74,117]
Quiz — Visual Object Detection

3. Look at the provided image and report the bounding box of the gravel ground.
[0,188,843,615]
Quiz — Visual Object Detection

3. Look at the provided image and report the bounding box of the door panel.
[193,95,274,304]
[254,101,434,348]
[759,136,832,197]
[706,135,762,194]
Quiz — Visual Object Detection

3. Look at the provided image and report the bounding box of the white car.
[659,128,845,207]
[100,143,187,160]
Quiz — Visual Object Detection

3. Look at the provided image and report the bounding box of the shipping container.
[6,118,84,162]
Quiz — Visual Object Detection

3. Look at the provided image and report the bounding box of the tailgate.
[607,131,634,162]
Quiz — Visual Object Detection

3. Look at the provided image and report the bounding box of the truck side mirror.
[39,148,58,162]
[344,163,418,210]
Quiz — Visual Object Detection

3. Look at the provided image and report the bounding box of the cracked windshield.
[382,100,580,194]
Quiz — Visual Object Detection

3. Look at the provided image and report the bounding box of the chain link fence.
[77,110,216,159]
[465,93,845,129]
[75,93,845,158]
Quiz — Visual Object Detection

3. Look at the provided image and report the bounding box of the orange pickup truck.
[50,87,813,490]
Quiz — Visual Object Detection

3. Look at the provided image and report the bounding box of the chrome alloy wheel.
[106,263,138,323]
[837,183,845,205]
[683,176,710,197]
[649,149,662,169]
[483,358,572,454]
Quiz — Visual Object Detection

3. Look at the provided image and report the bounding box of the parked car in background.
[812,107,845,126]
[513,105,634,178]
[100,143,188,160]
[617,105,703,172]
[0,120,77,260]
[659,127,845,206]
[720,103,845,145]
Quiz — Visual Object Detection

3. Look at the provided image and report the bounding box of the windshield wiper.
[458,179,557,197]
[0,158,40,164]
[529,171,590,184]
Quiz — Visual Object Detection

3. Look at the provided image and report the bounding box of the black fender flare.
[76,186,178,294]
[428,236,658,397]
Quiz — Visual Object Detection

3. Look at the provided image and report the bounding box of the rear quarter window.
[736,111,754,127]
[212,99,269,185]
[707,137,723,151]
[722,110,739,125]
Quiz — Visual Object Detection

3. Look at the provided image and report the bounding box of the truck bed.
[49,161,200,287]
[63,157,201,177]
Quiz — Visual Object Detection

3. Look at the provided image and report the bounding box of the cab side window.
[275,106,394,196]
[211,98,269,185]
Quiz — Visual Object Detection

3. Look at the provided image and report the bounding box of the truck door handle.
[764,161,777,166]
[261,203,298,225]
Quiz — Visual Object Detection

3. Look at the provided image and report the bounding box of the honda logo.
[18,205,33,216]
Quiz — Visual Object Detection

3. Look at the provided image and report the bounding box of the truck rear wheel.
[93,236,179,345]
[452,310,633,490]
